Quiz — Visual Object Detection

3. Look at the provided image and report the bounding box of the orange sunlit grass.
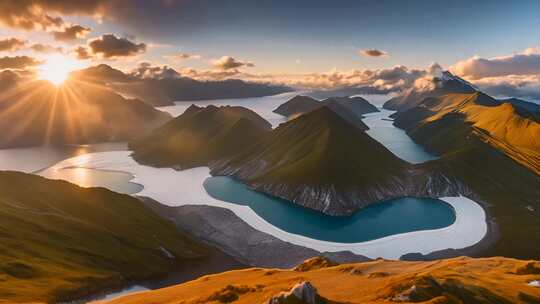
[38,54,86,86]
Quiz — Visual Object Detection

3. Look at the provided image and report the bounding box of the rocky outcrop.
[267,282,328,304]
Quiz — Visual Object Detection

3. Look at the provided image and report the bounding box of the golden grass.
[98,257,540,304]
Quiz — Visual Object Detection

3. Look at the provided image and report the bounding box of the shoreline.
[41,151,489,260]
[400,195,499,260]
[67,247,246,304]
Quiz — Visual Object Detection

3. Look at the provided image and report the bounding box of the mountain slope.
[500,97,540,120]
[100,256,540,304]
[272,95,322,117]
[322,96,379,116]
[0,171,207,303]
[395,92,540,174]
[392,92,540,259]
[211,107,412,215]
[0,77,171,149]
[384,71,477,111]
[129,105,272,168]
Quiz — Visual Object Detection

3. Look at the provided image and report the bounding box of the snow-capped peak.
[439,71,478,90]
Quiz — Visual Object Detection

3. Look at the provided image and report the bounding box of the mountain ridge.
[129,105,272,169]
[98,256,540,304]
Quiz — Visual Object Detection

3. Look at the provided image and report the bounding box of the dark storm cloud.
[0,38,27,52]
[88,34,146,58]
[0,56,42,70]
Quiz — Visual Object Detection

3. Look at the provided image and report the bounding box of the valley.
[1,3,540,303]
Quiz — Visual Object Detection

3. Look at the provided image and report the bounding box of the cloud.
[180,67,243,80]
[0,37,27,52]
[452,48,540,79]
[73,46,92,60]
[30,43,63,53]
[165,52,202,62]
[181,64,430,93]
[360,49,388,57]
[52,24,91,41]
[212,56,254,70]
[88,34,146,58]
[0,1,106,31]
[0,56,42,70]
[467,74,540,101]
[130,62,180,79]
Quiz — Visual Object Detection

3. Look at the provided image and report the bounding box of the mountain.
[273,95,378,130]
[395,92,540,174]
[0,171,207,303]
[323,96,379,115]
[500,97,540,119]
[274,95,379,119]
[391,91,540,259]
[384,71,477,111]
[0,77,171,149]
[211,106,411,215]
[74,64,292,106]
[129,105,272,168]
[272,95,322,117]
[98,256,540,304]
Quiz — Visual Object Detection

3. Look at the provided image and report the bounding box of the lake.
[362,109,437,164]
[204,176,455,243]
[0,142,127,173]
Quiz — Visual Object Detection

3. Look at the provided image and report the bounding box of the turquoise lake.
[204,176,456,243]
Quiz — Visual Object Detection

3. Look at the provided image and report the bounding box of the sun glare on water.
[38,54,85,86]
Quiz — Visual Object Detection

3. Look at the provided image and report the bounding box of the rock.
[515,261,540,275]
[267,281,325,304]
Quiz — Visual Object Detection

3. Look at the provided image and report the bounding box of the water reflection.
[41,167,142,195]
[0,142,127,173]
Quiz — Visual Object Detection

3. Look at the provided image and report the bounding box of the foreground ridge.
[99,256,540,304]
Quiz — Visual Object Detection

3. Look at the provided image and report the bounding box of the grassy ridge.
[0,171,207,303]
[129,105,271,169]
[393,92,540,259]
[100,256,540,304]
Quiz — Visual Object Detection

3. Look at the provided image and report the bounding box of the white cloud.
[452,48,540,79]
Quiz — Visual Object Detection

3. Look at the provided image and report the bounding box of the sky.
[2,0,540,100]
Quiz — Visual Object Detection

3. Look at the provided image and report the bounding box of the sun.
[38,54,85,86]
